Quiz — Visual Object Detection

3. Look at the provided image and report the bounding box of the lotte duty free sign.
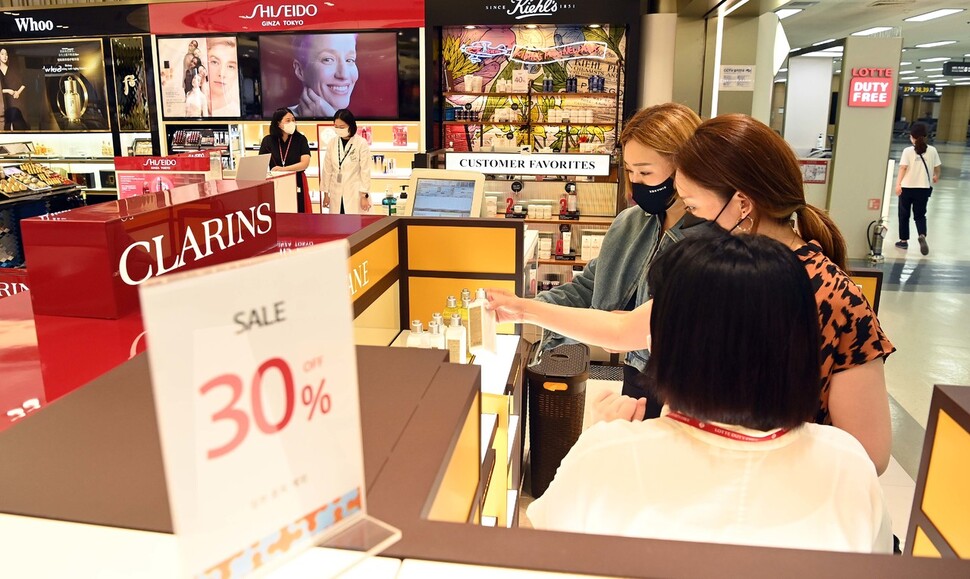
[848,67,894,107]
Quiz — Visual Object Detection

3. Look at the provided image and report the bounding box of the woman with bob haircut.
[488,114,894,475]
[527,234,892,553]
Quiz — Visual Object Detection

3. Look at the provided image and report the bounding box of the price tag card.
[140,240,366,578]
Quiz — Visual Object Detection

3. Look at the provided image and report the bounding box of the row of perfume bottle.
[405,288,497,364]
[543,74,608,93]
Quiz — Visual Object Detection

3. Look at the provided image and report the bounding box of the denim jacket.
[535,206,691,371]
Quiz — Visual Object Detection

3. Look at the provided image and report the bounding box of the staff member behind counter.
[260,107,312,213]
[322,108,372,214]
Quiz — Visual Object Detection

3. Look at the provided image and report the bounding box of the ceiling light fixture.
[852,26,893,36]
[900,76,919,81]
[927,74,946,78]
[775,8,802,19]
[899,70,916,74]
[915,41,957,49]
[779,68,788,73]
[900,61,912,65]
[920,57,951,62]
[812,39,835,46]
[904,8,965,22]
[925,68,944,72]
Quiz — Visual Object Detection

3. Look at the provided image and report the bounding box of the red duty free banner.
[847,67,894,108]
[148,0,424,35]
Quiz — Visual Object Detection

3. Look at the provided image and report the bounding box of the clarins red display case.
[20,180,276,319]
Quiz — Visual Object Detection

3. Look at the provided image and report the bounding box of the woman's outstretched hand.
[485,288,529,324]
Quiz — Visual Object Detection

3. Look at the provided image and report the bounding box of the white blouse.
[527,417,892,554]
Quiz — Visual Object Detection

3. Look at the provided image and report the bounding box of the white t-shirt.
[899,145,941,189]
[527,417,893,554]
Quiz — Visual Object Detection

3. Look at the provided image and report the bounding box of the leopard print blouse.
[795,242,896,425]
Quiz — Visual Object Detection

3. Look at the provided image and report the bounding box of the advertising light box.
[0,39,110,131]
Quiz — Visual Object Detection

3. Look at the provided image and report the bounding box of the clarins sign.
[119,203,273,285]
[20,180,278,319]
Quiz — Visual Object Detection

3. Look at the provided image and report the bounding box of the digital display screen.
[411,178,478,218]
[0,39,109,131]
[157,36,242,118]
[258,32,400,120]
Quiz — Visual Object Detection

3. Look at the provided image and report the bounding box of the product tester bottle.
[468,288,497,354]
[428,321,446,350]
[406,320,430,348]
[446,313,467,364]
[442,296,460,322]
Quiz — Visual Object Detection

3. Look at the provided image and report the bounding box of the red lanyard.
[666,411,789,442]
[279,137,293,168]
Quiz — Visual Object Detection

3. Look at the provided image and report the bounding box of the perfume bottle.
[63,76,83,122]
[446,313,467,364]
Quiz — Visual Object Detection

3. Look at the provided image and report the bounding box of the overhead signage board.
[0,5,148,38]
[140,240,368,578]
[148,0,423,34]
[943,61,970,77]
[445,152,611,176]
[425,0,635,26]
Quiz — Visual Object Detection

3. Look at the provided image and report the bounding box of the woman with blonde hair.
[534,102,701,412]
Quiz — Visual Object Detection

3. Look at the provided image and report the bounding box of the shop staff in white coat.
[322,108,372,213]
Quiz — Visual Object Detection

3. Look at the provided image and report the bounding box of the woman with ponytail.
[487,114,895,474]
[894,122,941,255]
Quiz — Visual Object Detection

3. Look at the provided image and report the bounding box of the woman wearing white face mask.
[322,108,372,214]
[259,107,312,213]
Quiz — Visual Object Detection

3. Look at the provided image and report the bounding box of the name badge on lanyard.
[337,138,352,184]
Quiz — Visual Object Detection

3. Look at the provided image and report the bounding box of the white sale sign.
[140,240,365,578]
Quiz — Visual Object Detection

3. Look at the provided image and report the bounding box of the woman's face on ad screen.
[296,35,359,110]
[207,42,238,103]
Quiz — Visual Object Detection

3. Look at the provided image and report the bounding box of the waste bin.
[525,342,589,498]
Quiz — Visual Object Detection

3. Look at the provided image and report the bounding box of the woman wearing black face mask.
[533,103,701,412]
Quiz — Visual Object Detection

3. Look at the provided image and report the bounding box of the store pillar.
[701,12,787,123]
[936,86,970,144]
[826,36,902,259]
[784,56,835,156]
[640,4,677,107]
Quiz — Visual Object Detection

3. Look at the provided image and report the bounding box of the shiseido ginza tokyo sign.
[446,152,610,176]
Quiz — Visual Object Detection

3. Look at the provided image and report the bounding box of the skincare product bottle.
[406,320,429,348]
[446,313,467,364]
[63,77,82,122]
[460,295,472,333]
[382,187,397,215]
[398,185,409,213]
[560,224,572,255]
[442,296,460,321]
[428,321,445,349]
[460,288,472,304]
[469,288,497,354]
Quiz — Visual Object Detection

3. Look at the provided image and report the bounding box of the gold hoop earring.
[737,215,754,233]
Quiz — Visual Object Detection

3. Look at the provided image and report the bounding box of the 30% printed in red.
[199,356,331,460]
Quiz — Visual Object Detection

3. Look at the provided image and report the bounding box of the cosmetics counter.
[0,180,968,577]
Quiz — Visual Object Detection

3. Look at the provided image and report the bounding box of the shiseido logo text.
[239,3,318,19]
[14,17,54,32]
[144,158,177,168]
[118,203,273,286]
